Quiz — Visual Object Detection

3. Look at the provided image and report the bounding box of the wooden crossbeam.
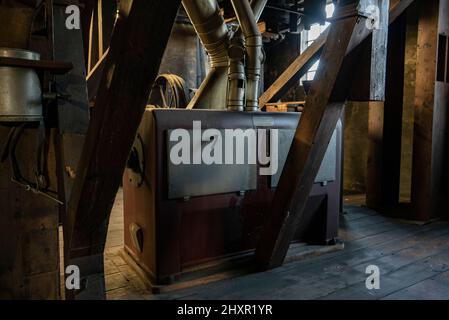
[255,0,394,270]
[64,0,181,299]
[258,29,327,107]
[258,0,415,107]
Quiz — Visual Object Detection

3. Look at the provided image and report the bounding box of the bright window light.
[300,3,335,84]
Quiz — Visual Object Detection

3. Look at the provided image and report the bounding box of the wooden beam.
[259,0,415,107]
[86,48,109,101]
[84,0,115,101]
[78,0,96,71]
[87,4,97,73]
[349,0,390,101]
[258,28,327,107]
[64,0,180,299]
[97,0,103,58]
[255,1,364,270]
[366,101,387,207]
[410,0,437,221]
[432,0,449,220]
[53,1,90,215]
[410,0,445,221]
[366,10,407,209]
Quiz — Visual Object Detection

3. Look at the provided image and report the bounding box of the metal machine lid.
[0,47,40,61]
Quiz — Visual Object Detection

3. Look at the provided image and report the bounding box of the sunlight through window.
[300,3,335,84]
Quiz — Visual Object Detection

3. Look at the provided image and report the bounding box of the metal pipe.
[230,0,264,112]
[182,0,230,109]
[182,0,229,68]
[226,34,246,111]
[251,0,269,21]
[183,0,266,110]
[226,0,267,111]
[188,66,228,110]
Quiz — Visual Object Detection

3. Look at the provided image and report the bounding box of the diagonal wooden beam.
[258,28,327,107]
[64,0,181,299]
[258,0,415,108]
[255,0,389,270]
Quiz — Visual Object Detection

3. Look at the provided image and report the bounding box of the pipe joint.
[227,35,246,112]
[230,0,263,112]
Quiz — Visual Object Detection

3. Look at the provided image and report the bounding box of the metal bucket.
[0,48,43,122]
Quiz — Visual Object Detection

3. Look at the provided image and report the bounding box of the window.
[300,3,335,84]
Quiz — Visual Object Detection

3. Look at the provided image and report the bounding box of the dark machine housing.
[123,108,342,285]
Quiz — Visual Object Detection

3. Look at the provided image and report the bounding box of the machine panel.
[167,129,258,199]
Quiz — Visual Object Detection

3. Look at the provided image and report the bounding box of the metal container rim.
[0,47,40,61]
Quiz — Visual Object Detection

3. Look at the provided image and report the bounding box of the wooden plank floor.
[101,191,449,300]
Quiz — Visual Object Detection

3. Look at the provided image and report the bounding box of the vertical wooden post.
[366,11,407,210]
[410,0,444,221]
[399,3,419,203]
[366,100,386,207]
[433,0,449,219]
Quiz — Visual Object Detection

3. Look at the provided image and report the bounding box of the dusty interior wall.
[343,101,369,194]
[399,5,418,201]
[158,20,204,92]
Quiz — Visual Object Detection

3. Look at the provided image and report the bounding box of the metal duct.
[230,0,264,112]
[182,0,229,110]
[227,34,246,111]
[227,0,267,111]
[182,0,229,68]
[182,0,266,111]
